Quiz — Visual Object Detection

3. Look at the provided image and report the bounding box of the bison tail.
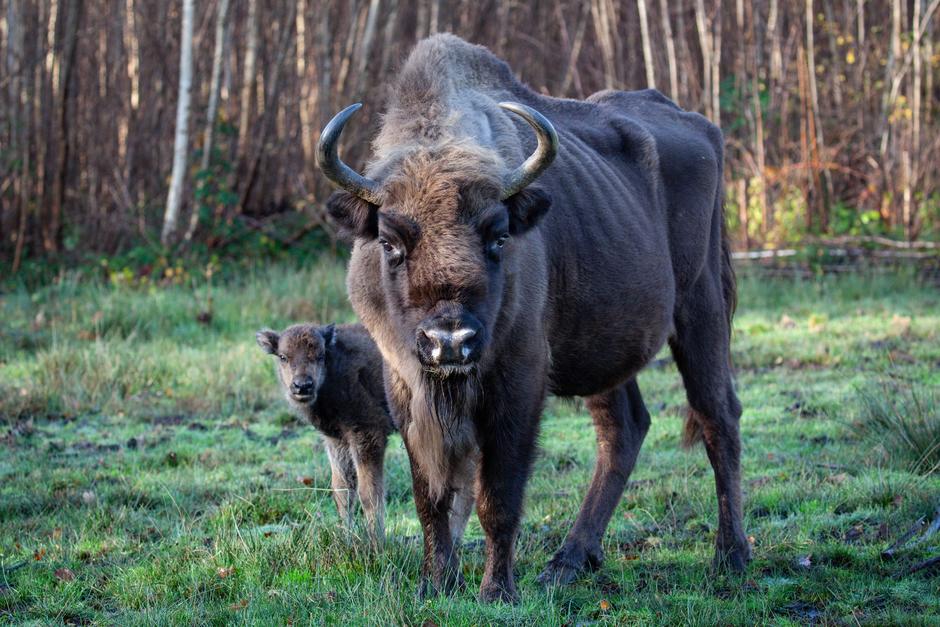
[682,407,706,448]
[719,196,738,334]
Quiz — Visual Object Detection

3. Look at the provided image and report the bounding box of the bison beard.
[408,371,480,502]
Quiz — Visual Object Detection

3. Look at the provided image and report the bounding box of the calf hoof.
[713,537,752,573]
[537,542,603,587]
[478,578,519,604]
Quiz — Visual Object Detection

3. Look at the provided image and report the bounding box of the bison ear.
[326,190,378,242]
[320,323,336,348]
[256,329,279,355]
[505,187,551,235]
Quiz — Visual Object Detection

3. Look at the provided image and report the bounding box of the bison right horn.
[498,102,559,199]
[316,103,383,206]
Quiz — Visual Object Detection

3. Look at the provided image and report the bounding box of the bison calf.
[256,323,394,542]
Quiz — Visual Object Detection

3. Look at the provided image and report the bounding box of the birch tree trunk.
[236,0,258,166]
[637,0,655,88]
[48,0,81,253]
[161,0,194,247]
[694,0,712,119]
[296,0,314,183]
[184,0,231,243]
[658,0,679,101]
[353,0,381,99]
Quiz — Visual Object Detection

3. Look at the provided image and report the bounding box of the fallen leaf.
[599,599,611,611]
[217,566,235,578]
[54,568,75,582]
[296,476,314,486]
[229,599,248,611]
[749,476,772,488]
[889,314,911,336]
[33,548,46,561]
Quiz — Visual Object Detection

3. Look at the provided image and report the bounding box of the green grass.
[1,261,939,625]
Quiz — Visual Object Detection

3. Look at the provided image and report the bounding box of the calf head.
[256,324,335,407]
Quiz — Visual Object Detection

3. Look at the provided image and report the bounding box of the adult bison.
[317,34,749,602]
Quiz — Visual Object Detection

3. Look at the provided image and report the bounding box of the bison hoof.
[478,579,519,604]
[537,543,604,587]
[713,537,752,573]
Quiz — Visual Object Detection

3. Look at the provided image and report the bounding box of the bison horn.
[316,103,383,205]
[498,102,559,200]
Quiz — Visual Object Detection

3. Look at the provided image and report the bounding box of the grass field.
[1,258,938,625]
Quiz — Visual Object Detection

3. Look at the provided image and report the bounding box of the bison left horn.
[316,103,383,206]
[498,102,559,200]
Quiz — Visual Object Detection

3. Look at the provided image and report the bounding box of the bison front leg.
[404,442,465,598]
[475,398,543,604]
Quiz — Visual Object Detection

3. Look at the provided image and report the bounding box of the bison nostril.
[419,326,478,365]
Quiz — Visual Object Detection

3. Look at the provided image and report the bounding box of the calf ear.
[320,323,336,348]
[505,187,551,235]
[256,329,279,354]
[326,191,378,242]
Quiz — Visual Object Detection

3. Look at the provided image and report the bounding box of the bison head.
[318,103,557,378]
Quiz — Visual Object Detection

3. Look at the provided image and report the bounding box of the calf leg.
[538,379,651,586]
[324,437,357,527]
[350,431,388,545]
[670,282,750,571]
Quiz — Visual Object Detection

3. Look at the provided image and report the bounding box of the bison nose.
[417,324,480,366]
[290,377,315,396]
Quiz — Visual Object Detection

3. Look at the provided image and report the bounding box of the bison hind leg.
[669,280,751,572]
[538,379,651,587]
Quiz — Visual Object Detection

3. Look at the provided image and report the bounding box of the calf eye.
[378,238,404,267]
[278,354,287,363]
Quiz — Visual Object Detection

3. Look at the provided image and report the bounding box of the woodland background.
[2,0,940,275]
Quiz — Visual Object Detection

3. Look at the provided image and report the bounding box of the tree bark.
[694,0,712,119]
[236,0,258,167]
[637,0,656,88]
[47,0,82,254]
[184,0,231,243]
[353,0,381,99]
[161,0,194,247]
[658,0,679,101]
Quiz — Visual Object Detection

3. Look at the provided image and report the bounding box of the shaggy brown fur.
[324,34,748,602]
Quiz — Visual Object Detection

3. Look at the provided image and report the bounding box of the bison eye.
[487,233,510,260]
[378,238,404,267]
[278,354,288,363]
